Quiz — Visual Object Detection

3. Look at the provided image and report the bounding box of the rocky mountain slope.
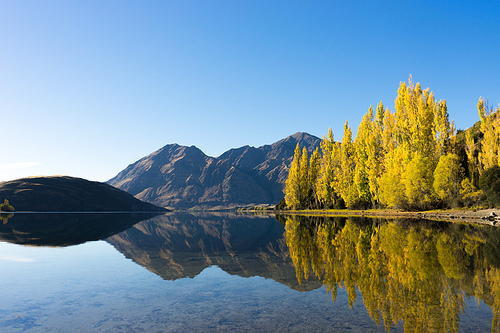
[107,132,321,209]
[0,176,167,212]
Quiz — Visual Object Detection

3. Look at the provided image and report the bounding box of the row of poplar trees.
[284,77,498,210]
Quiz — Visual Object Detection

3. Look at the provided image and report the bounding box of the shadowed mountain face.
[106,213,322,292]
[0,176,167,212]
[107,132,321,209]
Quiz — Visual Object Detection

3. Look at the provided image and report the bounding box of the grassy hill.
[0,176,168,212]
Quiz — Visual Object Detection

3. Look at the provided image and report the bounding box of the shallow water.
[0,213,497,332]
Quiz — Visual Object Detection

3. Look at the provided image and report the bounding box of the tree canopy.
[283,77,499,210]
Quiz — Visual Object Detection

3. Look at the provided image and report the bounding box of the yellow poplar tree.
[354,107,373,204]
[309,147,321,208]
[315,76,458,210]
[464,130,479,187]
[478,97,500,172]
[379,148,407,207]
[391,77,447,207]
[366,102,385,203]
[433,153,462,202]
[316,128,335,207]
[433,99,455,158]
[336,121,357,208]
[395,79,436,160]
[285,143,302,209]
[378,105,404,207]
[299,147,310,206]
[317,128,342,208]
[381,106,397,155]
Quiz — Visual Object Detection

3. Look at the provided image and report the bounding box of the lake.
[0,212,498,332]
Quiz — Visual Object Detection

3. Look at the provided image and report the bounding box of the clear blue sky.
[1,1,499,182]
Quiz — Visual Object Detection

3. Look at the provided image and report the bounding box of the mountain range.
[107,132,321,209]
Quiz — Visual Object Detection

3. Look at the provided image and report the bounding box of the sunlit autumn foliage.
[284,76,499,210]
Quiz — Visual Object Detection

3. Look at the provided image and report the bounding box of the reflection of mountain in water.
[0,212,161,246]
[106,213,321,291]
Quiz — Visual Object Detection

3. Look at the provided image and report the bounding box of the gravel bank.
[279,209,500,226]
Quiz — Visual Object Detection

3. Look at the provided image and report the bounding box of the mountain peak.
[108,133,321,209]
[287,132,320,145]
[291,131,313,139]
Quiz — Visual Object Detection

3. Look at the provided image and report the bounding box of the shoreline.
[275,208,500,226]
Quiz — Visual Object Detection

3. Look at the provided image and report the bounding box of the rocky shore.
[278,209,500,226]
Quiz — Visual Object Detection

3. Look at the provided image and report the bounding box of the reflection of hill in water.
[0,212,161,246]
[106,213,321,291]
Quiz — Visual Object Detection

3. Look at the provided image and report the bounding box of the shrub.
[275,199,287,211]
[0,199,14,212]
[460,178,483,207]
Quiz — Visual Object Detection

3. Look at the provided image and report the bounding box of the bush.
[479,165,500,207]
[0,199,14,212]
[275,199,287,211]
[460,178,484,207]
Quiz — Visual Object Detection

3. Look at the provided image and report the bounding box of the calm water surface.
[0,212,498,332]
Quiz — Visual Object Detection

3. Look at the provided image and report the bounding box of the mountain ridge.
[107,132,321,209]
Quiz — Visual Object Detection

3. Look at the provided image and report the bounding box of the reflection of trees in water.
[0,212,14,224]
[283,215,500,332]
